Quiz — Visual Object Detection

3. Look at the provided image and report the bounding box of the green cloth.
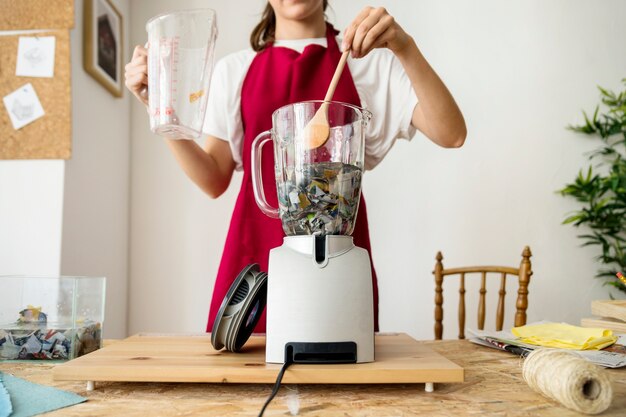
[0,373,12,417]
[0,371,85,417]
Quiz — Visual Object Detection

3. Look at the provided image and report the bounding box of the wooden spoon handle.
[323,50,350,103]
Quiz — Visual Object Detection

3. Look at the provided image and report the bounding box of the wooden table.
[2,339,625,416]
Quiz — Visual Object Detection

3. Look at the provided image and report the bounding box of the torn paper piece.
[2,83,45,130]
[15,36,56,78]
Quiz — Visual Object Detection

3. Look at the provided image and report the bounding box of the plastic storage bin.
[0,276,105,361]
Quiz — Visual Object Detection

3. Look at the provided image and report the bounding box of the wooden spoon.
[304,50,350,149]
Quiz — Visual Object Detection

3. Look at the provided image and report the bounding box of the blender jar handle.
[251,130,279,218]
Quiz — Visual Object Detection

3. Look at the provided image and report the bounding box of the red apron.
[207,24,379,333]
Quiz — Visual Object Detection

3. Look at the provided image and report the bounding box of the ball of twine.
[522,349,613,415]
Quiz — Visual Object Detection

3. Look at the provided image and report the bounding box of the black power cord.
[258,358,293,417]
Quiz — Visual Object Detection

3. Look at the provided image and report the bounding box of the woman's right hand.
[125,45,149,106]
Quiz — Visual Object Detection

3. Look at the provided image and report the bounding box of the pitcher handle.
[251,130,279,218]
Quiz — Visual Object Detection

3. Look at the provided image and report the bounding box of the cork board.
[0,0,74,30]
[0,30,72,159]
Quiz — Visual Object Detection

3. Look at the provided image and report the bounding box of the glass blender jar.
[251,100,371,236]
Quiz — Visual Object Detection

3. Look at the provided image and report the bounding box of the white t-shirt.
[202,36,418,171]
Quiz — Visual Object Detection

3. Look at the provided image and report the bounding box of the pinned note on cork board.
[0,0,74,159]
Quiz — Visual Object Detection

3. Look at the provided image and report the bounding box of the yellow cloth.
[511,322,617,350]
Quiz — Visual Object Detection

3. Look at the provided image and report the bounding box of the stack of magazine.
[468,325,626,368]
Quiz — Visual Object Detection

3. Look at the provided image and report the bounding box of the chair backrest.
[433,246,533,340]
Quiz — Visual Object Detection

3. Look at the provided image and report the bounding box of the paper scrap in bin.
[0,308,101,361]
[17,306,47,324]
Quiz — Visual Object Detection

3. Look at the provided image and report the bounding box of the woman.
[125,1,466,333]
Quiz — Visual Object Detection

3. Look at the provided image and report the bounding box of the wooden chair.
[433,246,533,340]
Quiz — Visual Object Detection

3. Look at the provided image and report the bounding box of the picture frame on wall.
[83,0,123,97]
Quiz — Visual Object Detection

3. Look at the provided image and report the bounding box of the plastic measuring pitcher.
[146,9,217,139]
[252,101,371,236]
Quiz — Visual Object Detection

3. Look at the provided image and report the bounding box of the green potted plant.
[560,79,626,295]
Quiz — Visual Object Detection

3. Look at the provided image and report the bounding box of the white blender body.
[252,101,374,365]
[266,235,374,363]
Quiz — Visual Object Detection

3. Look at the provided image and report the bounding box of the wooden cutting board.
[581,317,626,334]
[591,300,626,322]
[53,333,464,385]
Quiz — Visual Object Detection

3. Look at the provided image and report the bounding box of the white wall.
[60,0,131,338]
[0,160,64,276]
[127,0,626,339]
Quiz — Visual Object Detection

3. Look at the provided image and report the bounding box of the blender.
[252,100,374,364]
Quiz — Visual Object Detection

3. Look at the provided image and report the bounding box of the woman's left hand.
[342,6,412,58]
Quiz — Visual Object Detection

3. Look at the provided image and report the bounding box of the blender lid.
[211,264,267,352]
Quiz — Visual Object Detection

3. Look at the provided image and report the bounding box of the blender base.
[266,235,375,364]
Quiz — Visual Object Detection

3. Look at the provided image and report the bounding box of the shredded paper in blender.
[278,161,362,235]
